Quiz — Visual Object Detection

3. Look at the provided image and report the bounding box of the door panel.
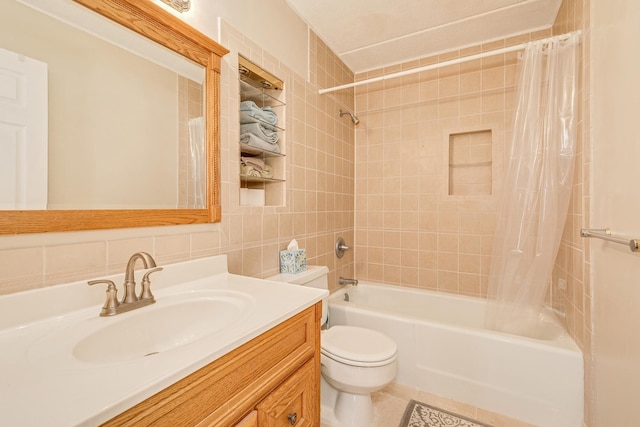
[0,47,47,209]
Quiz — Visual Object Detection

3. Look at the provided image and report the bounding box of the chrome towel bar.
[580,228,640,252]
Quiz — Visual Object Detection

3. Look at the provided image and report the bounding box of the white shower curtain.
[485,33,580,336]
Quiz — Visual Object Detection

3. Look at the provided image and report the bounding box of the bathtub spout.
[339,277,358,286]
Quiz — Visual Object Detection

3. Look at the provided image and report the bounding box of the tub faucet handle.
[335,237,351,258]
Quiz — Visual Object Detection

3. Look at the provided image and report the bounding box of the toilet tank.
[267,266,329,324]
[267,265,329,289]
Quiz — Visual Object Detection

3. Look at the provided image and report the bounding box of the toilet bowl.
[268,267,397,427]
[321,325,397,427]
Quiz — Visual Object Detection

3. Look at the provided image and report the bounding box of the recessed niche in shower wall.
[448,129,492,196]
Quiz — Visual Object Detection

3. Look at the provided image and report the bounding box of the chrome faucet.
[339,277,358,286]
[88,252,162,316]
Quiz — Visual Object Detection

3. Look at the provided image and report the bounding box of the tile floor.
[322,382,536,427]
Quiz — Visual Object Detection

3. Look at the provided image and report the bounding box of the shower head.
[339,109,360,125]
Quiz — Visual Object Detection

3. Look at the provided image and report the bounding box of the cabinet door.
[256,359,316,427]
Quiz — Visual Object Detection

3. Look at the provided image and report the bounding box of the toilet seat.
[321,325,397,367]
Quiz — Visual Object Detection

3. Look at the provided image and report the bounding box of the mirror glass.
[0,0,206,210]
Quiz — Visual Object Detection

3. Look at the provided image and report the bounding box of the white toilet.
[268,266,397,427]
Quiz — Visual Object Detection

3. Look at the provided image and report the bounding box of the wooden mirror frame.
[0,0,228,234]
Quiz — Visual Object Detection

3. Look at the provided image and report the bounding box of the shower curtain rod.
[318,30,581,95]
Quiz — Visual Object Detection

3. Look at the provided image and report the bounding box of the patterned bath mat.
[398,400,493,427]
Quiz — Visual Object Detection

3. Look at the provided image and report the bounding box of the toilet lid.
[322,326,397,366]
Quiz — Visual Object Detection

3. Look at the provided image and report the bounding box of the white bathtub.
[328,282,583,427]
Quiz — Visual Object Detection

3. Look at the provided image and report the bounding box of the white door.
[0,47,48,210]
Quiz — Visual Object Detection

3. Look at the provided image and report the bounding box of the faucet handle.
[88,279,120,316]
[139,267,163,301]
[335,237,351,258]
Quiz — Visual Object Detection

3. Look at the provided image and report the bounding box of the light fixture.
[159,0,191,13]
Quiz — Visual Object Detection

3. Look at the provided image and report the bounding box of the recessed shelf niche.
[238,55,286,207]
[448,129,492,196]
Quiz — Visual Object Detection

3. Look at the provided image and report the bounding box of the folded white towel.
[240,122,279,144]
[240,111,278,130]
[240,101,278,126]
[240,133,281,154]
[260,164,274,179]
[241,165,261,177]
[241,156,265,171]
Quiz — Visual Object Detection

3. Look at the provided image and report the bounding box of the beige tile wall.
[353,29,551,297]
[0,27,355,296]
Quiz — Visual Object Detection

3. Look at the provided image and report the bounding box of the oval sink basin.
[28,290,255,366]
[75,292,252,363]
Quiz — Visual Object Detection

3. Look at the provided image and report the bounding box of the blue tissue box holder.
[279,249,307,273]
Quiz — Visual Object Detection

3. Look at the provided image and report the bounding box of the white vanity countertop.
[0,255,327,426]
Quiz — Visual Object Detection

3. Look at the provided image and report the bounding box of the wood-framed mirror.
[0,0,228,234]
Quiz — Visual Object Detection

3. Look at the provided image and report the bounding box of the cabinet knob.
[287,412,297,425]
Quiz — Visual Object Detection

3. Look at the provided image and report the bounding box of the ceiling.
[285,0,563,74]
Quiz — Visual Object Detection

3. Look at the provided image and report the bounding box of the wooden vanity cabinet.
[103,303,321,427]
